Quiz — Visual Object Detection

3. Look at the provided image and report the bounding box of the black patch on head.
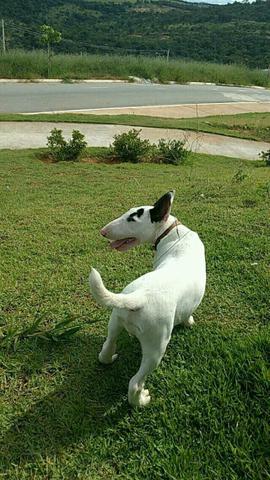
[127,208,144,222]
[150,192,172,223]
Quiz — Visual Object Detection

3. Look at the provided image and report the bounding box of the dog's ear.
[150,190,175,223]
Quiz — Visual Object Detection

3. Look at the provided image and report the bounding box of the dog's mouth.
[110,237,139,252]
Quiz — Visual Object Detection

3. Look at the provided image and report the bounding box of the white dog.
[89,191,206,407]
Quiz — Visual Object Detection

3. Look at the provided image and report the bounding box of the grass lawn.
[0,149,269,479]
[1,111,270,142]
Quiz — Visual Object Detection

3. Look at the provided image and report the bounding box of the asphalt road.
[1,82,270,113]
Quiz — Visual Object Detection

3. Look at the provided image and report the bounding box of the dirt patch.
[37,153,55,164]
[37,152,120,165]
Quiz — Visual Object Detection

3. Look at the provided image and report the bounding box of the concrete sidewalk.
[0,121,269,160]
[29,101,270,118]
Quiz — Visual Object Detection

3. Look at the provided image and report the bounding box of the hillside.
[1,0,270,68]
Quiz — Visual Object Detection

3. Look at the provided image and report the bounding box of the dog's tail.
[89,268,145,311]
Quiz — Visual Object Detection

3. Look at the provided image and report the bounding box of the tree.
[40,24,61,77]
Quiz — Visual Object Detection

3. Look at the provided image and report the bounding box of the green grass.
[0,149,269,479]
[1,50,269,87]
[187,112,270,142]
[1,112,270,142]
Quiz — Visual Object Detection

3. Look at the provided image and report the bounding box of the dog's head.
[100,191,175,252]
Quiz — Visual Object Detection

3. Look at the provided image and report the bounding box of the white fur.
[89,192,206,407]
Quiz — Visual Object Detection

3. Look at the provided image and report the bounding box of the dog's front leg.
[99,311,123,364]
[128,331,171,407]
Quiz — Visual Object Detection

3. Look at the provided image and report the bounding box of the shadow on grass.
[0,331,140,467]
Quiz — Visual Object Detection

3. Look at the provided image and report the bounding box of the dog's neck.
[154,218,181,250]
[153,220,191,269]
[153,215,179,247]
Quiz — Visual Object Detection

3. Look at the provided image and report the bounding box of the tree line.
[1,0,270,67]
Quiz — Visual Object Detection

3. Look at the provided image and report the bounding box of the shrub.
[111,129,151,163]
[156,138,189,165]
[47,128,87,162]
[259,150,270,166]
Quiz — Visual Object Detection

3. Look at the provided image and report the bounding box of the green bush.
[259,149,270,166]
[47,128,87,162]
[156,138,189,165]
[111,129,151,163]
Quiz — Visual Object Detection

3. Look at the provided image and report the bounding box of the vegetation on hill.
[1,0,270,68]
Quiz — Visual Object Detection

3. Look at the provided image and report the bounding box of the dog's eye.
[127,215,136,222]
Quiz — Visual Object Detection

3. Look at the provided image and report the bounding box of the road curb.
[0,78,127,84]
[0,78,268,90]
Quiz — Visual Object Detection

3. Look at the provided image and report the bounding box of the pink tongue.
[110,237,138,252]
[110,238,131,249]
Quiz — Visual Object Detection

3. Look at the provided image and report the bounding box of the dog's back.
[121,225,206,328]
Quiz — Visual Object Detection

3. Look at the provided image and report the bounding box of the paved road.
[1,82,270,113]
[1,122,269,160]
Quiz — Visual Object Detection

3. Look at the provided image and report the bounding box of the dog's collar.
[154,219,181,250]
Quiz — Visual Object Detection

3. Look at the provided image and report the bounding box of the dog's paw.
[139,388,151,407]
[98,352,118,364]
[184,315,195,327]
[129,387,151,407]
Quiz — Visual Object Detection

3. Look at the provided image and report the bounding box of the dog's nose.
[100,228,108,237]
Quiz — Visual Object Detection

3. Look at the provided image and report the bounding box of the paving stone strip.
[0,121,269,160]
[39,101,270,118]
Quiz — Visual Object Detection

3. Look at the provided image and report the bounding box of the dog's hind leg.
[99,310,123,364]
[128,329,172,407]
